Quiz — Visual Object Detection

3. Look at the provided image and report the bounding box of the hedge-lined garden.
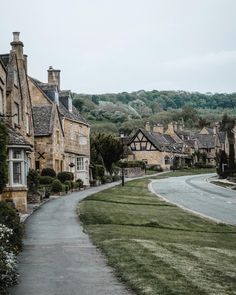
[27,168,84,200]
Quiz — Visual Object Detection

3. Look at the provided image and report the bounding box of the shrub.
[119,160,146,170]
[147,165,163,172]
[51,179,63,193]
[64,180,75,190]
[101,175,112,184]
[41,168,56,178]
[57,171,74,183]
[0,202,23,254]
[95,165,105,178]
[27,169,39,194]
[76,178,84,188]
[0,224,18,288]
[112,175,121,181]
[38,176,55,185]
[89,180,97,187]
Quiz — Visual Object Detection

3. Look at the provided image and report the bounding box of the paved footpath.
[9,182,133,295]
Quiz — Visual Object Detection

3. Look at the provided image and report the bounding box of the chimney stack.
[11,32,24,59]
[145,122,151,132]
[153,123,164,134]
[48,66,61,90]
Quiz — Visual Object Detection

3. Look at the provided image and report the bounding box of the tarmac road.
[151,174,236,225]
[8,182,133,295]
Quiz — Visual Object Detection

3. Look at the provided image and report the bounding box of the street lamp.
[120,132,125,186]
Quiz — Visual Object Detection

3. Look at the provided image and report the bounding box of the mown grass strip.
[77,171,236,295]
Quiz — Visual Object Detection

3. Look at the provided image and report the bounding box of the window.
[0,88,3,115]
[76,157,85,171]
[14,102,19,125]
[8,149,29,186]
[165,156,170,165]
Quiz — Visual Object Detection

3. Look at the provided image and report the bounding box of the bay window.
[8,149,29,186]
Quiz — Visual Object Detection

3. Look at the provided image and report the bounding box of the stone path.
[9,183,133,295]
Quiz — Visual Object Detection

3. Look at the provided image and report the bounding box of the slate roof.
[59,102,88,125]
[7,126,32,148]
[129,128,184,154]
[195,134,216,149]
[30,77,88,125]
[32,105,53,136]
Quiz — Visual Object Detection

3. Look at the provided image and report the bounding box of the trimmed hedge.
[51,179,63,193]
[57,171,74,183]
[41,168,56,178]
[38,176,55,185]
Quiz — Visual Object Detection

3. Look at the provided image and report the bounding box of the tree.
[90,133,123,174]
[0,123,8,194]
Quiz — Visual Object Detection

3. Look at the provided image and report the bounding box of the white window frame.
[7,149,29,187]
[76,157,85,171]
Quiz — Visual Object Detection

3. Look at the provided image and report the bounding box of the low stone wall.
[124,167,145,178]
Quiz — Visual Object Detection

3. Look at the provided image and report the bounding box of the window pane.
[13,162,22,184]
[13,150,22,159]
[77,157,84,170]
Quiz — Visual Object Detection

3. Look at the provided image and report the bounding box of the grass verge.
[77,170,236,295]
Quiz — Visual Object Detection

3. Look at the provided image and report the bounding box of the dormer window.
[68,97,72,113]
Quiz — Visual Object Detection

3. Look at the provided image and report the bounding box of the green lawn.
[78,171,236,295]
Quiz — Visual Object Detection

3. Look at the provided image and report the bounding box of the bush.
[119,160,146,170]
[101,175,112,184]
[51,179,63,193]
[89,180,97,187]
[0,224,18,288]
[147,165,163,172]
[95,165,105,178]
[0,202,23,254]
[112,175,121,181]
[76,178,84,188]
[41,168,56,178]
[27,169,39,194]
[57,171,74,183]
[38,176,55,185]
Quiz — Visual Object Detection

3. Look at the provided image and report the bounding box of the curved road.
[9,183,132,295]
[151,174,236,225]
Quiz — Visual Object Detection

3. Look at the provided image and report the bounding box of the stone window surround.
[7,148,29,187]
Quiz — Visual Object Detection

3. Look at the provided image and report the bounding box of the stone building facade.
[0,32,35,212]
[0,32,90,212]
[29,68,90,185]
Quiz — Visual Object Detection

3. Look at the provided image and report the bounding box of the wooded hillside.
[73,90,236,134]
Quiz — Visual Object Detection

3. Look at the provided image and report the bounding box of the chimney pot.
[13,32,20,42]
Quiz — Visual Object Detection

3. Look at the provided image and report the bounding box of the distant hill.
[72,90,236,134]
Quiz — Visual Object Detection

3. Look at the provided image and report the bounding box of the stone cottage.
[29,67,90,185]
[0,32,35,212]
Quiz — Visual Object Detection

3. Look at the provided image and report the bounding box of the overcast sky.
[1,0,236,94]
